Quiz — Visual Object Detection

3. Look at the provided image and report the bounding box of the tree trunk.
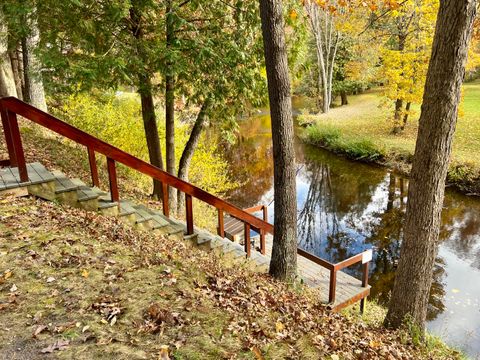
[259,0,297,281]
[385,0,477,331]
[165,0,177,211]
[130,3,164,199]
[392,33,407,133]
[139,77,165,199]
[340,90,348,106]
[176,99,211,214]
[9,49,23,99]
[21,37,31,103]
[26,12,47,111]
[0,9,17,98]
[392,98,404,134]
[401,102,411,130]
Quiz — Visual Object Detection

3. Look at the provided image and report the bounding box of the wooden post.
[217,209,225,237]
[162,182,169,217]
[6,110,27,182]
[107,157,119,202]
[1,108,17,167]
[360,262,369,314]
[260,229,266,255]
[185,194,193,235]
[244,222,251,258]
[87,147,99,187]
[329,269,337,304]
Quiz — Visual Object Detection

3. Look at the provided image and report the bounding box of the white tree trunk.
[24,8,47,111]
[304,1,339,114]
[0,9,17,98]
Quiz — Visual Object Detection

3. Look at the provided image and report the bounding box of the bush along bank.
[300,124,480,196]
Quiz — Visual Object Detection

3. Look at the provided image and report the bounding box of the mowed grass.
[300,81,480,170]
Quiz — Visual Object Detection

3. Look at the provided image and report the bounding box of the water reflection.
[220,110,480,357]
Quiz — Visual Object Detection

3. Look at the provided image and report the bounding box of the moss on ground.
[0,196,464,359]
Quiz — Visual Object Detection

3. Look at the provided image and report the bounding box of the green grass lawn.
[300,81,480,188]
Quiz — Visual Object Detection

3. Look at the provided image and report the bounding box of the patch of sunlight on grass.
[301,82,480,170]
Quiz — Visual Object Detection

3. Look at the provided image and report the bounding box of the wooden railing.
[0,96,371,308]
[298,248,371,311]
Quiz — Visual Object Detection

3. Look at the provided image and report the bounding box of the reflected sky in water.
[221,111,480,358]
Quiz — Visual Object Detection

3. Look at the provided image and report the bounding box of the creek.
[217,104,480,358]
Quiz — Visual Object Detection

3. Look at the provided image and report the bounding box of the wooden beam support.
[87,147,99,187]
[107,157,119,202]
[185,194,193,235]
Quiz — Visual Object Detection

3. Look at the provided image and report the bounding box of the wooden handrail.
[0,97,273,234]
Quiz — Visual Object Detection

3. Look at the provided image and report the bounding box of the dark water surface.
[218,108,480,358]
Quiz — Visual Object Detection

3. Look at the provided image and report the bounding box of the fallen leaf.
[275,321,284,332]
[82,325,90,333]
[252,346,264,360]
[158,345,170,360]
[32,325,48,338]
[40,339,70,353]
[4,271,12,279]
[81,269,89,278]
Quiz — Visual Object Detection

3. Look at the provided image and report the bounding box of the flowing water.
[217,106,480,358]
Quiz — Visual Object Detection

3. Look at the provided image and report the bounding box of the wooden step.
[1,163,56,199]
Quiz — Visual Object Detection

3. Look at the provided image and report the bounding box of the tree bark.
[9,49,23,99]
[165,0,177,210]
[392,33,407,133]
[130,3,164,199]
[259,0,297,281]
[401,102,411,130]
[340,90,348,106]
[305,1,338,114]
[176,98,211,214]
[21,37,31,103]
[139,77,165,198]
[26,9,47,112]
[0,9,17,98]
[385,0,477,330]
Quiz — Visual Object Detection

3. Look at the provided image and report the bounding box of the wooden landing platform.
[224,216,370,311]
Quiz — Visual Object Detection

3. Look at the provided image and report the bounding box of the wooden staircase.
[0,96,371,312]
[0,162,271,272]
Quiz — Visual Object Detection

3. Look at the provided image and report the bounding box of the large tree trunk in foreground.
[385,0,477,330]
[165,0,177,211]
[0,9,17,98]
[176,99,210,214]
[259,0,297,281]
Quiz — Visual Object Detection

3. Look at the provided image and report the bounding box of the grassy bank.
[299,81,480,194]
[0,196,465,359]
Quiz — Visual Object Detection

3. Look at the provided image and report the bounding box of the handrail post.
[107,157,119,202]
[244,222,251,258]
[217,209,225,237]
[360,262,369,314]
[329,269,337,304]
[162,183,169,217]
[259,229,266,255]
[185,194,193,235]
[5,110,27,182]
[262,205,268,221]
[87,147,99,187]
[1,108,16,167]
